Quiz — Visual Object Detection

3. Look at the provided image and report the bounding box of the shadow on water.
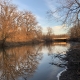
[43,42,70,67]
[57,42,80,80]
[0,42,74,80]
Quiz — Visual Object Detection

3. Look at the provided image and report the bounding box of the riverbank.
[0,40,43,48]
[0,38,80,48]
[59,47,80,80]
[69,38,80,42]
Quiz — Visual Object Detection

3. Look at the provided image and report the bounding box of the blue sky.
[12,0,60,27]
[12,0,68,34]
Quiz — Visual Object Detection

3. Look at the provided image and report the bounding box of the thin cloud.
[52,25,69,35]
[35,15,43,21]
[42,25,69,35]
[45,0,60,18]
[35,14,49,27]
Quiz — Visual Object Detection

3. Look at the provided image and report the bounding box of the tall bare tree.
[0,0,42,45]
[23,11,39,40]
[48,0,80,26]
[0,0,18,46]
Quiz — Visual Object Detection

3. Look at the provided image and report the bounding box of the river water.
[0,42,71,80]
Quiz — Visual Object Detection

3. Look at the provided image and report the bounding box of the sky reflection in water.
[0,42,70,80]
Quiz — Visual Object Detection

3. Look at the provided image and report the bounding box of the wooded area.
[0,0,80,47]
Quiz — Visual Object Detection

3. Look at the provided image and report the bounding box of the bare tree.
[42,27,53,42]
[47,27,53,36]
[0,0,42,45]
[0,0,18,46]
[69,25,80,39]
[48,0,80,26]
[23,11,40,40]
[34,25,42,39]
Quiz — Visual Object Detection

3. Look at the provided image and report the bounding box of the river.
[0,42,72,80]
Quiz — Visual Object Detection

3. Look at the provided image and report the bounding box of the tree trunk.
[1,38,6,47]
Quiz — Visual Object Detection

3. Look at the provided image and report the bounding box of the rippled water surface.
[0,42,71,80]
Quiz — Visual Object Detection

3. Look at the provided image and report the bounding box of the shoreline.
[0,41,43,48]
[0,39,80,48]
[58,48,80,80]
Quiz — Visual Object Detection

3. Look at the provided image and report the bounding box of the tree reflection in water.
[0,45,43,80]
[45,42,70,68]
[0,42,79,80]
[44,42,80,80]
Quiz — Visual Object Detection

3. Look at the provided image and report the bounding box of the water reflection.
[44,42,70,68]
[0,45,43,80]
[0,42,70,80]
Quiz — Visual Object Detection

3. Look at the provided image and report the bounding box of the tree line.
[0,0,79,47]
[0,0,42,46]
[69,24,80,41]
